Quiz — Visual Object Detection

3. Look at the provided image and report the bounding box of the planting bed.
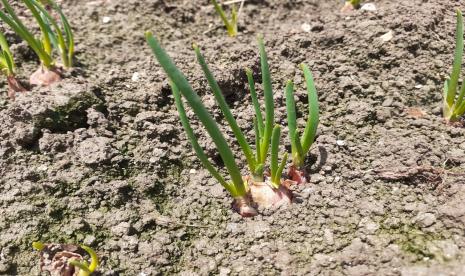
[1,0,465,275]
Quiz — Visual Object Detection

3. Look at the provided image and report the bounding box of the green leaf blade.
[258,35,274,163]
[270,125,280,184]
[145,32,246,196]
[447,9,464,106]
[194,45,256,174]
[246,68,264,136]
[300,64,320,155]
[285,80,304,166]
[171,80,236,195]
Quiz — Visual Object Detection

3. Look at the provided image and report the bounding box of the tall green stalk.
[0,0,74,69]
[211,0,238,37]
[194,45,256,176]
[270,125,287,188]
[0,0,53,68]
[285,64,319,168]
[146,31,247,197]
[0,32,16,77]
[444,9,465,121]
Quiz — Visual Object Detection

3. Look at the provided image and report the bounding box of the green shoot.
[0,0,53,68]
[348,0,361,6]
[285,64,319,168]
[257,35,275,168]
[0,0,74,69]
[444,9,465,122]
[31,0,75,68]
[341,0,362,12]
[170,81,247,197]
[145,31,247,198]
[0,32,27,98]
[68,245,99,276]
[146,31,302,210]
[270,125,288,188]
[33,242,98,276]
[210,0,241,37]
[194,45,257,178]
[32,241,45,251]
[0,32,16,77]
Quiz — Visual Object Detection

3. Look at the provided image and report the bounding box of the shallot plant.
[341,0,361,12]
[146,32,290,216]
[0,0,74,86]
[211,0,243,37]
[33,242,99,276]
[285,64,319,183]
[0,32,26,98]
[443,9,465,122]
[68,245,99,276]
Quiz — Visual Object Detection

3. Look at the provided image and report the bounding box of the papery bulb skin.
[30,66,62,86]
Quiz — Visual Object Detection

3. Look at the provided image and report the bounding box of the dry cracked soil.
[1,0,465,275]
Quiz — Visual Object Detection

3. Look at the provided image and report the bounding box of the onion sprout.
[210,0,239,37]
[0,32,26,98]
[0,0,74,70]
[68,245,99,276]
[145,31,247,198]
[285,64,319,168]
[444,9,465,122]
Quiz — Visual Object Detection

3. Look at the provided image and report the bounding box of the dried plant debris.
[374,166,465,186]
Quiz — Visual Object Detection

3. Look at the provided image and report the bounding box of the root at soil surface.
[288,165,307,184]
[232,195,258,217]
[30,66,62,86]
[7,75,27,100]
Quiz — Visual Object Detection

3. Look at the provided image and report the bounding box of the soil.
[1,0,465,275]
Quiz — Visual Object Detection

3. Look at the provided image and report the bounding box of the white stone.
[131,72,140,82]
[379,30,393,42]
[301,23,311,33]
[361,3,377,11]
[102,16,111,24]
[336,140,346,146]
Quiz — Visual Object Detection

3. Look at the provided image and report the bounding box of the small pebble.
[131,72,140,82]
[379,30,393,42]
[102,16,111,23]
[336,140,346,146]
[361,3,377,11]
[301,23,311,33]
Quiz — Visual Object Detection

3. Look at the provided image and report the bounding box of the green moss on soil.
[379,222,448,261]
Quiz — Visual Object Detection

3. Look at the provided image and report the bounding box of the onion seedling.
[146,32,256,216]
[33,242,99,276]
[210,0,243,37]
[443,9,465,122]
[68,245,99,276]
[0,0,74,86]
[341,0,361,12]
[0,32,27,99]
[285,64,319,184]
[146,32,292,216]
